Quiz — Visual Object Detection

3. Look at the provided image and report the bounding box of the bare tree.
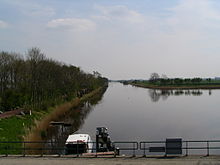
[149,72,160,83]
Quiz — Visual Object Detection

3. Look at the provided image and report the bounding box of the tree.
[93,71,101,78]
[149,73,160,83]
[206,78,211,83]
[0,48,108,112]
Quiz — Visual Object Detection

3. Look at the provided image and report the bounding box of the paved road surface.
[0,156,220,165]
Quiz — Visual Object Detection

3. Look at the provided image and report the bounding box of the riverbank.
[130,83,220,90]
[0,86,107,142]
[1,156,220,165]
[24,86,107,142]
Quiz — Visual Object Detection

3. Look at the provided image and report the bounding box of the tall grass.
[24,87,104,153]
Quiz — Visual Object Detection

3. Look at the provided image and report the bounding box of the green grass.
[0,115,35,141]
[0,103,61,154]
[0,114,39,154]
[0,86,107,154]
[130,80,220,89]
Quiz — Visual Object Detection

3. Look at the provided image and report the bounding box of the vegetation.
[23,87,107,154]
[0,87,107,154]
[0,48,108,112]
[0,114,38,154]
[0,47,108,143]
[124,73,220,89]
[0,48,108,154]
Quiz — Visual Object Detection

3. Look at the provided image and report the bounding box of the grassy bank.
[0,86,106,146]
[0,86,107,154]
[122,77,220,90]
[129,83,220,90]
[24,86,106,142]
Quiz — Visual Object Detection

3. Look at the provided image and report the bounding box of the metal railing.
[140,140,220,157]
[0,141,137,157]
[1,140,220,157]
[113,141,138,157]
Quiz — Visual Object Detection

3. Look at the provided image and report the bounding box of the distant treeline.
[149,77,205,85]
[127,78,217,86]
[147,72,211,85]
[0,48,108,112]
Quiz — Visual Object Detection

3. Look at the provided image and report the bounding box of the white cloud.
[2,0,55,17]
[0,20,8,28]
[47,18,96,31]
[93,5,145,24]
[167,0,220,30]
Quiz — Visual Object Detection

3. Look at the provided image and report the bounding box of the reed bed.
[24,87,103,153]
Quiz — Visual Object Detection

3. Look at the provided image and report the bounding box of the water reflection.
[148,89,208,102]
[44,88,107,154]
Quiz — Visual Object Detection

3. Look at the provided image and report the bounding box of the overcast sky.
[1,0,220,80]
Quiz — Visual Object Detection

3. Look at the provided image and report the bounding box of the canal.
[47,82,220,154]
[78,82,220,141]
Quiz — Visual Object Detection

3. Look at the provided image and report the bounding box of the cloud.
[93,5,145,24]
[2,0,55,17]
[167,0,220,30]
[47,18,96,31]
[28,6,55,17]
[0,20,8,28]
[2,1,220,79]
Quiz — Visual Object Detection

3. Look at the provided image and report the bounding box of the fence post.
[113,142,116,158]
[186,141,188,156]
[143,143,146,157]
[23,142,26,157]
[40,142,44,157]
[207,141,209,156]
[76,141,79,157]
[114,147,116,158]
[132,142,135,157]
[5,146,8,157]
[95,145,97,158]
[95,142,98,158]
[41,147,43,157]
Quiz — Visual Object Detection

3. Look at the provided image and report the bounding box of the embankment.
[130,83,220,90]
[24,86,107,142]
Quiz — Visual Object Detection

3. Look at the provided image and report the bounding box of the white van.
[65,134,93,154]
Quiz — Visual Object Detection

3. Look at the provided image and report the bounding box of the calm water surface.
[77,82,220,142]
[47,82,220,154]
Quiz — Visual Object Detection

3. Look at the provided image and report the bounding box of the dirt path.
[0,156,220,165]
[0,109,25,119]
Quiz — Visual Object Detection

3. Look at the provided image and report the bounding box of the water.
[47,82,220,155]
[78,83,220,141]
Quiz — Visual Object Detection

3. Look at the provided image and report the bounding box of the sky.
[1,0,220,80]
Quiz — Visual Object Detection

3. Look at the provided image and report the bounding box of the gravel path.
[0,156,220,165]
